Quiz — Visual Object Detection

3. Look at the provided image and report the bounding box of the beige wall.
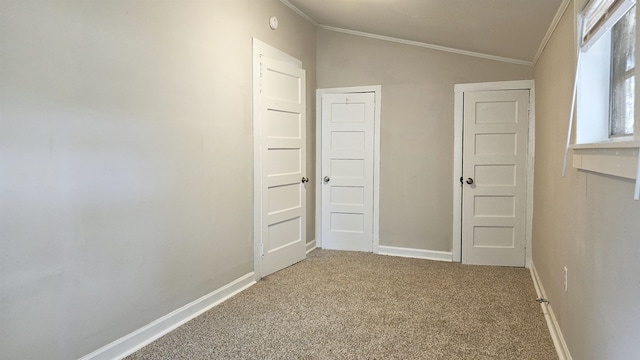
[7,0,639,358]
[317,29,533,252]
[0,1,315,359]
[533,1,640,358]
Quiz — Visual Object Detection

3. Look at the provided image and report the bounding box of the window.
[610,7,635,136]
[576,1,636,144]
[569,1,640,193]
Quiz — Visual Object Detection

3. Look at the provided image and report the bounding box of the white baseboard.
[530,262,572,360]
[79,272,256,360]
[377,245,453,262]
[306,239,317,254]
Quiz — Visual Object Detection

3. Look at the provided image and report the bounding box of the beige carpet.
[126,250,557,359]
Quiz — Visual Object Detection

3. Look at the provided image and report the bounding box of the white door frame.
[252,38,303,281]
[453,80,535,267]
[316,86,381,252]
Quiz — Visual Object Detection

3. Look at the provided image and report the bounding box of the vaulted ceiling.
[284,0,565,64]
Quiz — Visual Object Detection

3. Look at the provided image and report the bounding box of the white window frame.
[569,0,640,199]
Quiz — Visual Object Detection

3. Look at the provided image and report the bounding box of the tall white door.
[462,89,529,266]
[321,93,374,252]
[260,56,306,276]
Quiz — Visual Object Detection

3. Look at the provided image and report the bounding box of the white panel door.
[260,57,306,276]
[321,93,374,252]
[462,90,529,266]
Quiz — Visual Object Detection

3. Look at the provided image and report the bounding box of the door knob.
[323,176,330,183]
[301,176,309,183]
[466,178,474,185]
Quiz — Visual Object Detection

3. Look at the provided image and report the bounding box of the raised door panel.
[462,89,529,267]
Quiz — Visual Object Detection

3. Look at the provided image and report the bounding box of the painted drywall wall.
[533,1,640,358]
[317,29,533,252]
[0,1,315,359]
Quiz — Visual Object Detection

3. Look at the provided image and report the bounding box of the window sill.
[571,139,639,179]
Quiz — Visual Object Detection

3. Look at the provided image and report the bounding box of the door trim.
[316,86,381,252]
[252,38,303,281]
[453,80,535,267]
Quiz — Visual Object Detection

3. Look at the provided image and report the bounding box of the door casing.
[453,80,535,267]
[316,86,381,252]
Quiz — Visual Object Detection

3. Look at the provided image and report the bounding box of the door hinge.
[260,242,264,257]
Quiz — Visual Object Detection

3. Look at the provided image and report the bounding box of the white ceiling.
[284,0,564,63]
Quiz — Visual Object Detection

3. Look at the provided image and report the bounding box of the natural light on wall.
[564,0,640,199]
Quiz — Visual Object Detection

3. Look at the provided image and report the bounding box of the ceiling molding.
[318,25,534,67]
[279,0,318,27]
[280,0,539,67]
[532,0,573,66]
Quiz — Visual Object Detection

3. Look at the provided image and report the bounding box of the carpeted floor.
[126,250,558,359]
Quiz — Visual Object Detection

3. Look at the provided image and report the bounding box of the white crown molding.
[279,0,318,26]
[282,0,570,67]
[318,25,534,67]
[533,0,573,66]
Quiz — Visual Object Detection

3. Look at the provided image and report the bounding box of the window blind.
[582,0,636,50]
